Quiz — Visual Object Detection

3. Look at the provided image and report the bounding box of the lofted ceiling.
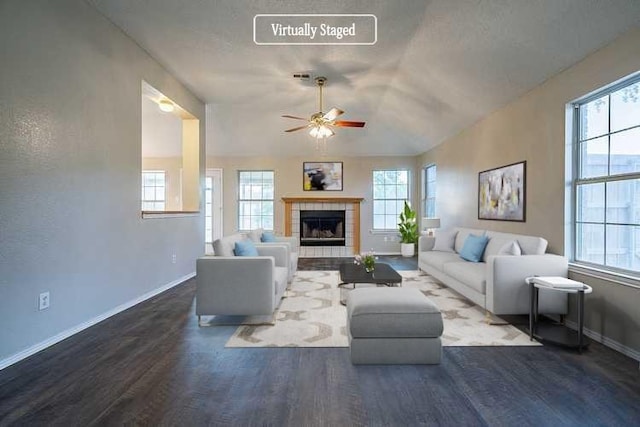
[88,0,640,157]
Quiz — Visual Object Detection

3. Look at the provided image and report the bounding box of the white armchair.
[197,237,289,322]
[248,229,299,284]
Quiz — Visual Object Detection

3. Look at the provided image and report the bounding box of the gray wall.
[417,28,640,355]
[0,0,205,362]
[207,156,419,253]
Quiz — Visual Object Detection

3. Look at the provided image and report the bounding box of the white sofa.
[418,227,568,315]
[195,234,289,318]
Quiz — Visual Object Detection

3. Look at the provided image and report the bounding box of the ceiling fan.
[282,76,365,138]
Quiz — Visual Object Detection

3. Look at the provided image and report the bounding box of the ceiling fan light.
[158,99,174,112]
[309,125,332,139]
[318,125,333,138]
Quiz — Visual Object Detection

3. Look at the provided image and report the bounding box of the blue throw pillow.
[459,234,489,263]
[234,239,259,256]
[261,232,276,242]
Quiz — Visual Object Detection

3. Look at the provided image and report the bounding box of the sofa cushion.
[485,231,547,255]
[247,228,264,243]
[443,262,487,294]
[454,228,486,253]
[419,251,461,271]
[483,236,522,262]
[213,234,244,257]
[499,241,522,256]
[234,239,259,256]
[433,230,457,252]
[459,234,489,262]
[261,231,276,242]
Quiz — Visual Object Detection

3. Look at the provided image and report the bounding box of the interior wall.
[141,157,183,210]
[416,28,640,355]
[206,155,419,253]
[182,119,200,211]
[0,0,205,363]
[141,96,183,158]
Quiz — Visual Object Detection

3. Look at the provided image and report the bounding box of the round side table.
[527,278,593,353]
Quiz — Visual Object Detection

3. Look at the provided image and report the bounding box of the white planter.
[400,243,415,257]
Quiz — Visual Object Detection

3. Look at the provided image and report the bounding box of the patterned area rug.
[225,270,540,348]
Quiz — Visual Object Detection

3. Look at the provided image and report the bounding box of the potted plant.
[354,251,377,273]
[398,201,419,257]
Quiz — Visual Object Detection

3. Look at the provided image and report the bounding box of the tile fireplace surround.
[282,197,363,257]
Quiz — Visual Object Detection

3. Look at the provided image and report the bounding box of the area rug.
[225,270,540,348]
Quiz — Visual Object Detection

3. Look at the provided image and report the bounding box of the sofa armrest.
[486,254,569,315]
[419,236,435,252]
[256,244,288,268]
[196,256,275,315]
[257,240,292,255]
[256,239,298,284]
[275,236,298,251]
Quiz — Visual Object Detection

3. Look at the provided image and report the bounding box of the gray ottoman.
[347,287,443,364]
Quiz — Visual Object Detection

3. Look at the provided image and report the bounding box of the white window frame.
[372,169,410,231]
[205,176,214,245]
[572,73,640,278]
[423,164,436,218]
[141,170,166,211]
[238,170,274,231]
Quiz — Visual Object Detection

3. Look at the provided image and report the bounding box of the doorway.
[205,168,223,253]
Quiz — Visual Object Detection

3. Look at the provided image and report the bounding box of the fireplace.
[300,210,345,247]
[282,197,363,256]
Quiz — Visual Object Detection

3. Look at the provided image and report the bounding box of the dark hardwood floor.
[1,256,639,426]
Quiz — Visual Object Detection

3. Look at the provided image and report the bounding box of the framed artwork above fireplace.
[303,161,343,191]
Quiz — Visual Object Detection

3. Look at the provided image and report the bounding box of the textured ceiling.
[89,0,640,157]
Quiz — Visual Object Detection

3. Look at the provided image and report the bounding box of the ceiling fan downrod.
[315,76,326,114]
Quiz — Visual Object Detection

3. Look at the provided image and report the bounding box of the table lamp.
[422,218,441,236]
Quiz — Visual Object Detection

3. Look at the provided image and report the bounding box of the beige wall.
[182,119,200,211]
[207,156,419,253]
[417,28,640,355]
[142,157,183,210]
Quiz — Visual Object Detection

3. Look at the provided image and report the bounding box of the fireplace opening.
[300,210,345,247]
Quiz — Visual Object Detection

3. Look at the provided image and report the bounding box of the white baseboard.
[0,272,195,371]
[564,319,640,364]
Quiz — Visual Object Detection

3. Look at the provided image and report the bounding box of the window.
[141,170,166,211]
[238,171,274,231]
[373,169,410,230]
[423,165,437,218]
[573,76,640,273]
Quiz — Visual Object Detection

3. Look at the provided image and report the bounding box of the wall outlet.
[171,254,177,264]
[39,292,50,311]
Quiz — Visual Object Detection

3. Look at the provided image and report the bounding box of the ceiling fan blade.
[284,125,309,133]
[334,120,366,128]
[282,115,308,121]
[323,107,344,121]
